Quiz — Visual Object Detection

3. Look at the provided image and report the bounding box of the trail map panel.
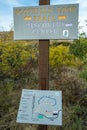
[17,89,62,125]
[14,4,79,40]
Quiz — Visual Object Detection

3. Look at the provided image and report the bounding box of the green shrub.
[70,38,87,59]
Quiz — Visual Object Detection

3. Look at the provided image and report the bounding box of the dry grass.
[0,67,87,130]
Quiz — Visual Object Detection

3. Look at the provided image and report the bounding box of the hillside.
[0,31,87,130]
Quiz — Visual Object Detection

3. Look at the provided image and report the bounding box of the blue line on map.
[38,96,56,106]
[38,110,62,121]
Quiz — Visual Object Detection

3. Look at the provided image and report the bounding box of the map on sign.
[17,89,62,125]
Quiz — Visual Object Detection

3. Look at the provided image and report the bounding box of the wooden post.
[38,0,50,130]
[39,40,49,90]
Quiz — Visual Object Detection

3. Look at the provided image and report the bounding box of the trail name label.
[14,4,79,40]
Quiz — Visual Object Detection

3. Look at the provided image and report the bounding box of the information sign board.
[17,89,62,125]
[14,4,79,40]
